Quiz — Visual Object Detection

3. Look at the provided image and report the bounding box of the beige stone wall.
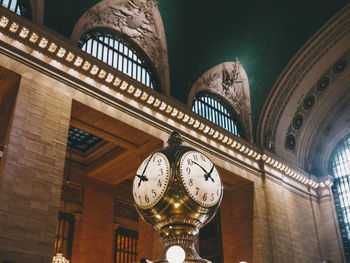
[0,63,72,262]
[0,53,345,263]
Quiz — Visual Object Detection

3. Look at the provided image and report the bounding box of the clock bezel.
[132,151,171,210]
[178,150,223,208]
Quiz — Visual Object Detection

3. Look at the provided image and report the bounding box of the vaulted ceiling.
[42,0,348,136]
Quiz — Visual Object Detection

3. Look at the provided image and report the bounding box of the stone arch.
[188,59,252,142]
[71,0,169,95]
[258,4,350,174]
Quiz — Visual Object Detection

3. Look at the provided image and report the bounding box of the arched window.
[1,0,31,19]
[192,94,241,137]
[79,30,157,90]
[329,134,350,262]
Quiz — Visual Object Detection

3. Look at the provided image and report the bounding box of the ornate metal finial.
[167,131,184,146]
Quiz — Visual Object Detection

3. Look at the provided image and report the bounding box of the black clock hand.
[192,161,209,175]
[135,174,149,187]
[205,163,215,182]
[137,153,154,188]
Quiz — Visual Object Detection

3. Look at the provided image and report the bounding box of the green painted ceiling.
[43,0,348,138]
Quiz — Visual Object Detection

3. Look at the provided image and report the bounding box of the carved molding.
[258,4,350,152]
[284,51,349,153]
[71,0,170,95]
[188,60,253,141]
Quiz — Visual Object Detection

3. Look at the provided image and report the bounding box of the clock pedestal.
[133,131,223,263]
[155,225,211,263]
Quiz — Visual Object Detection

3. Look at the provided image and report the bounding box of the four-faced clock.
[179,150,222,207]
[132,152,170,209]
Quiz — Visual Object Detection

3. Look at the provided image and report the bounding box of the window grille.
[192,95,241,137]
[114,227,138,263]
[199,211,224,263]
[330,134,350,262]
[80,31,157,90]
[53,212,75,261]
[0,0,31,18]
[1,0,21,15]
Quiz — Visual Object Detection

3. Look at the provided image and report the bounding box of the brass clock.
[133,152,170,209]
[179,150,222,207]
[132,131,223,263]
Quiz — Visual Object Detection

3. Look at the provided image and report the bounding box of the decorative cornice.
[0,7,327,192]
[284,51,349,152]
[258,4,350,152]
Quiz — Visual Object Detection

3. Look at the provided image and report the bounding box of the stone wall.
[0,61,72,262]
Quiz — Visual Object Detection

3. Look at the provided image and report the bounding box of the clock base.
[155,225,211,263]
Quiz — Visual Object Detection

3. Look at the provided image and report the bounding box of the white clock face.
[179,151,222,207]
[133,152,170,209]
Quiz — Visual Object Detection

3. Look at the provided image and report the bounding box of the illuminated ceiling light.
[193,120,200,128]
[48,42,57,53]
[90,65,99,75]
[120,81,129,90]
[127,85,135,94]
[29,32,39,43]
[38,37,48,48]
[212,131,219,138]
[166,105,173,114]
[141,92,149,101]
[147,96,155,104]
[173,202,180,209]
[98,69,106,79]
[171,108,178,117]
[177,111,184,119]
[19,27,29,38]
[104,73,113,83]
[154,99,161,107]
[0,16,9,28]
[159,102,167,111]
[183,114,189,123]
[134,88,142,97]
[166,246,185,263]
[52,253,69,263]
[113,77,121,87]
[218,133,224,140]
[57,47,66,58]
[82,61,91,71]
[9,22,19,33]
[155,214,161,219]
[198,123,205,131]
[188,118,195,126]
[65,52,75,62]
[203,126,210,133]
